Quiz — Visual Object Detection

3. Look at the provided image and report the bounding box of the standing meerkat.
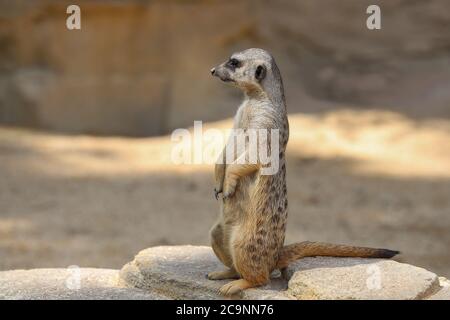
[209,48,399,296]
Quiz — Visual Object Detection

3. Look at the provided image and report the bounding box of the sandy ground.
[0,108,449,277]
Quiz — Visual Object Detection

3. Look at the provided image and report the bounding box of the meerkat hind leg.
[207,268,239,280]
[210,223,234,268]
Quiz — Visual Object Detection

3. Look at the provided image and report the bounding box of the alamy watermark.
[66,4,382,32]
[66,5,81,30]
[65,265,81,290]
[366,264,382,290]
[367,5,381,30]
[171,121,280,175]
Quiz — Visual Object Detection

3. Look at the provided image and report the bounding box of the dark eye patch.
[226,58,241,70]
[255,65,266,81]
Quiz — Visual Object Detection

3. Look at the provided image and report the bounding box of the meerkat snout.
[210,62,234,83]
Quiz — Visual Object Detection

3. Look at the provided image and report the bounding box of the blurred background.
[0,0,449,277]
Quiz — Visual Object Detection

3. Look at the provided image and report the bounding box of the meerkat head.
[210,48,278,95]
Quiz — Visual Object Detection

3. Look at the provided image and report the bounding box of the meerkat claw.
[214,188,222,200]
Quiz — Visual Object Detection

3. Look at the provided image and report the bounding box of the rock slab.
[0,268,168,300]
[119,245,445,300]
[286,257,440,300]
[0,246,448,300]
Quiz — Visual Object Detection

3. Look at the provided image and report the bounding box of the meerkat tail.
[276,241,400,269]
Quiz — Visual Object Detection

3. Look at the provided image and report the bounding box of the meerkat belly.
[224,174,287,272]
[221,175,255,242]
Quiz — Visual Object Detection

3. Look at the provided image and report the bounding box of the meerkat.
[208,48,399,296]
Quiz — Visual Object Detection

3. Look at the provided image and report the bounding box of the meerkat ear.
[255,65,266,81]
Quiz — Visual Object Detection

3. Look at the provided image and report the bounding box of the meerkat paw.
[222,176,238,199]
[219,279,254,296]
[213,187,222,200]
[207,269,239,280]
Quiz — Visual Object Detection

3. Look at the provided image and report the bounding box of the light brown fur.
[209,48,398,297]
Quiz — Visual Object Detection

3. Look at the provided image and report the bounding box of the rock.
[119,246,446,300]
[119,245,293,300]
[0,246,447,300]
[427,277,450,300]
[285,257,441,300]
[0,268,169,300]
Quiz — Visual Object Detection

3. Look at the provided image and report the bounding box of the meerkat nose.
[210,68,216,75]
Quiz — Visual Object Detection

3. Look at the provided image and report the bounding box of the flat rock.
[285,257,441,300]
[0,268,168,300]
[119,245,293,300]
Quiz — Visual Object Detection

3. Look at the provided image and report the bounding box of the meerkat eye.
[255,65,266,81]
[227,58,241,69]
